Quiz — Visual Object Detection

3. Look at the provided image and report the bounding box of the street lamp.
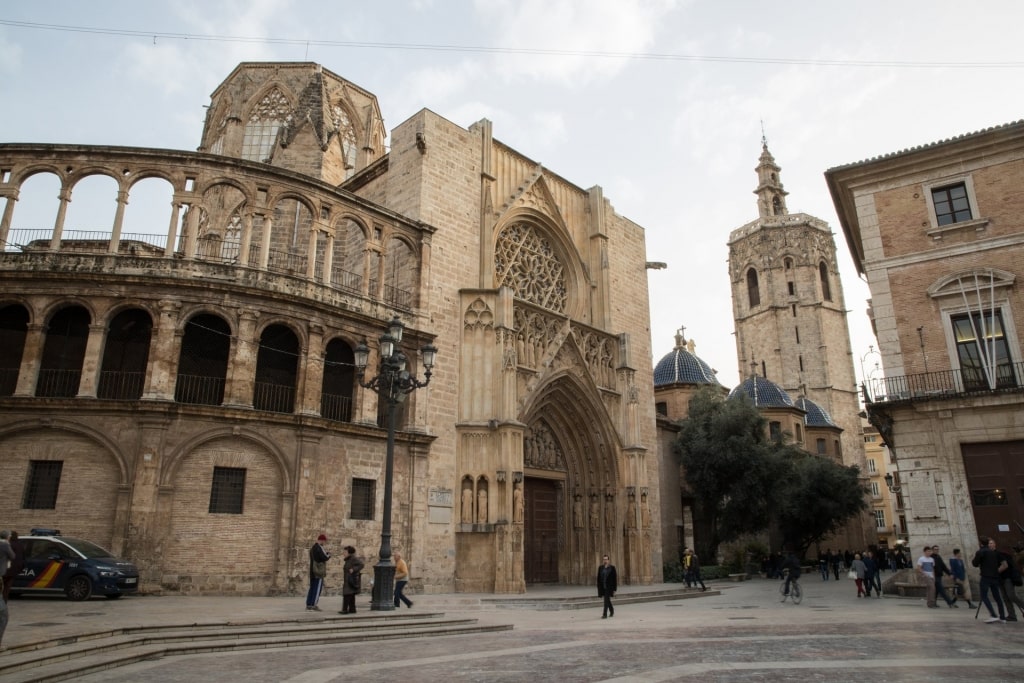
[884,472,901,494]
[354,315,437,612]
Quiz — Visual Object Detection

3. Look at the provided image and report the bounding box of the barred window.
[351,478,375,520]
[209,467,246,514]
[23,460,63,509]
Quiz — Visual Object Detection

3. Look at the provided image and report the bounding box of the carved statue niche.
[573,493,583,529]
[604,493,615,531]
[461,476,474,524]
[589,494,600,530]
[476,476,489,524]
[626,492,638,529]
[513,480,524,524]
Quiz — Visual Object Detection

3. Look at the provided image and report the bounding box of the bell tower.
[727,139,870,548]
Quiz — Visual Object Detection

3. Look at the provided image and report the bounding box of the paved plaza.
[3,575,1023,682]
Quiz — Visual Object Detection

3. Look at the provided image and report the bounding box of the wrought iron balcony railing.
[862,361,1024,404]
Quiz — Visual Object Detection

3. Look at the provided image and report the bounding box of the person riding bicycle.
[782,547,801,595]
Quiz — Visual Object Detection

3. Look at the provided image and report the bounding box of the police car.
[10,529,140,601]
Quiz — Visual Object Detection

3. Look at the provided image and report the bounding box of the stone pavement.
[3,574,1023,682]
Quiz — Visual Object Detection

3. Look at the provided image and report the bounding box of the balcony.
[862,361,1024,405]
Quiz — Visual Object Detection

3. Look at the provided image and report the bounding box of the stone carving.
[477,486,488,524]
[494,222,567,313]
[513,481,524,524]
[524,422,565,471]
[589,495,600,530]
[464,298,494,329]
[461,484,473,524]
[573,494,583,529]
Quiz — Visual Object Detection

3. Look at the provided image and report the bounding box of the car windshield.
[59,537,116,559]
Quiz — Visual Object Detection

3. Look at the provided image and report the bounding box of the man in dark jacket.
[997,544,1024,622]
[973,537,1007,623]
[306,534,331,611]
[931,546,957,608]
[597,554,618,618]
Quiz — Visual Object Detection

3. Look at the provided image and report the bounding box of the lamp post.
[884,472,901,494]
[354,316,437,612]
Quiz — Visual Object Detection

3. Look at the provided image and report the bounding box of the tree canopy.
[673,386,868,562]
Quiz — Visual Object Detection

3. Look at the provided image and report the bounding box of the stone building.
[726,142,872,550]
[0,61,659,595]
[826,120,1024,554]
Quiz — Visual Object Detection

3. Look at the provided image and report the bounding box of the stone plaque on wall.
[906,470,940,519]
[429,487,453,524]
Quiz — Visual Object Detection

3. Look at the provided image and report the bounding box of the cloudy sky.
[3,1,1023,387]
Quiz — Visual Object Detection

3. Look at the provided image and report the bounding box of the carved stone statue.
[461,486,473,524]
[477,487,488,524]
[513,482,524,524]
[572,494,583,529]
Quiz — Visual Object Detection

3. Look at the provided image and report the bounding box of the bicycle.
[779,570,802,604]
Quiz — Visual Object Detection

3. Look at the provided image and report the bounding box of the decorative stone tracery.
[495,222,567,313]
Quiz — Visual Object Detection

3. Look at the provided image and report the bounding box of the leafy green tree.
[672,387,784,561]
[772,448,869,558]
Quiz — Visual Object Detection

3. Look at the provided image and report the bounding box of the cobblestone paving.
[6,576,1024,682]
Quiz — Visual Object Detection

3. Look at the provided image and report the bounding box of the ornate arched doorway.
[521,373,621,585]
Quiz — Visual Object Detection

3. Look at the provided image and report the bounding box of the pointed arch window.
[331,105,359,178]
[746,268,760,308]
[819,262,832,301]
[241,89,292,162]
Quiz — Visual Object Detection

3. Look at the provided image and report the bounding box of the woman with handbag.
[340,546,365,614]
[306,534,331,611]
[850,553,867,597]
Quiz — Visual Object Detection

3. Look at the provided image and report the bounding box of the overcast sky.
[3,1,1023,388]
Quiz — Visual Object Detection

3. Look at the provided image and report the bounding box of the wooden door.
[962,440,1024,547]
[525,477,559,583]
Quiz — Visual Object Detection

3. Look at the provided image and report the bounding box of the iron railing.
[320,392,354,423]
[97,371,145,400]
[863,361,1024,404]
[0,367,18,396]
[174,374,226,406]
[253,381,295,414]
[35,369,82,398]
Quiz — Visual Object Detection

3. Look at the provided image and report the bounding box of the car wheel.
[105,594,123,600]
[65,575,93,601]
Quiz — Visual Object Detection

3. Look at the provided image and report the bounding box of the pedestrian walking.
[949,548,976,609]
[393,551,413,609]
[972,537,1007,623]
[597,554,617,618]
[851,553,867,597]
[930,546,958,608]
[683,548,707,591]
[306,533,331,611]
[917,546,938,608]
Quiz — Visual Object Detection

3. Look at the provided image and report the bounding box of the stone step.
[0,613,511,683]
[480,587,716,610]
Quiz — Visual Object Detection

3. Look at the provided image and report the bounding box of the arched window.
[746,268,760,308]
[254,324,299,413]
[37,305,91,397]
[772,195,783,215]
[241,89,292,162]
[176,314,230,406]
[0,304,28,396]
[321,338,355,422]
[819,262,832,301]
[98,308,153,400]
[495,222,567,313]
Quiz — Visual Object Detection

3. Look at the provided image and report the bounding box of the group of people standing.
[306,535,412,614]
[913,538,1024,622]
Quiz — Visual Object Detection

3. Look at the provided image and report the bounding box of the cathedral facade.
[0,62,659,595]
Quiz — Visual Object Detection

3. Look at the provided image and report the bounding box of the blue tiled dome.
[727,375,795,408]
[796,397,837,427]
[653,331,722,387]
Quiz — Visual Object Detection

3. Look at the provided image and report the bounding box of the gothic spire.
[754,134,789,218]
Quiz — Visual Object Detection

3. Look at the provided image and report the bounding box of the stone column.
[299,324,324,416]
[48,185,72,251]
[224,309,259,407]
[0,189,19,249]
[164,200,182,256]
[142,300,182,401]
[14,322,46,397]
[238,211,254,266]
[108,188,128,253]
[76,323,107,398]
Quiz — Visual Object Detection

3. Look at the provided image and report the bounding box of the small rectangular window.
[23,460,63,509]
[971,489,1008,506]
[873,509,886,528]
[816,438,827,455]
[209,466,246,514]
[931,183,973,226]
[769,421,782,442]
[351,478,376,520]
[655,402,668,417]
[867,459,877,473]
[787,281,795,296]
[870,481,880,497]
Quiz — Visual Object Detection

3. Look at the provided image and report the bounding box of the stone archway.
[521,374,621,586]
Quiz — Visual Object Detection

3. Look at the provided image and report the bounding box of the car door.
[16,539,73,593]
